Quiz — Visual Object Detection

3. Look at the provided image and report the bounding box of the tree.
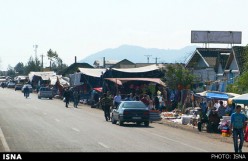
[14,62,25,75]
[47,49,67,73]
[163,63,195,111]
[7,65,15,78]
[25,56,42,74]
[163,64,194,90]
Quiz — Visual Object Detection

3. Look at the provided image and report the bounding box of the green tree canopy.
[25,56,42,74]
[47,49,67,73]
[163,64,194,90]
[14,62,25,75]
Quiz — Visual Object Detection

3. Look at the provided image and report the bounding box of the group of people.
[196,98,247,153]
[63,87,80,108]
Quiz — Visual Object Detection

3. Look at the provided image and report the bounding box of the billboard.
[191,31,242,44]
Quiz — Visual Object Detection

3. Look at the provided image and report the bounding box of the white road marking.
[138,129,208,152]
[98,142,109,149]
[0,127,10,152]
[54,119,60,122]
[72,128,80,132]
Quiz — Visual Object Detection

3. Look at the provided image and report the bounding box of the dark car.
[111,101,150,127]
[15,84,23,91]
[7,82,16,88]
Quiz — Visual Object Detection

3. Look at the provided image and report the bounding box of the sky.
[0,0,247,70]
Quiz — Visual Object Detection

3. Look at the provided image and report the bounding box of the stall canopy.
[93,87,102,93]
[232,93,248,104]
[112,64,159,73]
[78,68,106,78]
[105,78,166,87]
[103,64,164,78]
[196,91,240,98]
[206,92,229,100]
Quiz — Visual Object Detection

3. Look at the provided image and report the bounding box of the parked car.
[21,84,33,93]
[15,84,23,91]
[111,101,150,127]
[38,87,53,99]
[7,82,16,88]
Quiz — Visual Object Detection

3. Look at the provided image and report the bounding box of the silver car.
[38,87,53,99]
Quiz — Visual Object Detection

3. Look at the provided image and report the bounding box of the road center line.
[98,142,109,149]
[0,127,10,152]
[138,129,208,152]
[72,128,80,132]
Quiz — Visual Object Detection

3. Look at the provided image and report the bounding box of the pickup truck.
[38,87,53,99]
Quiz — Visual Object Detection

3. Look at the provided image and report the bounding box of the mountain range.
[80,45,198,65]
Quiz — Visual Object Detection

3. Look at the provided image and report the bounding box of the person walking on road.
[230,105,247,153]
[100,93,112,121]
[63,88,70,108]
[73,89,80,108]
[24,85,30,98]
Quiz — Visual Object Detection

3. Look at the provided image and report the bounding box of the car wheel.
[119,121,124,126]
[38,96,41,99]
[111,115,117,124]
[144,121,149,127]
[49,97,52,100]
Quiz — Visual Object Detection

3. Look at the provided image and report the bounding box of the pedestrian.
[230,105,247,153]
[197,109,208,132]
[63,88,70,108]
[73,89,79,108]
[100,93,112,121]
[23,85,30,98]
[113,91,121,108]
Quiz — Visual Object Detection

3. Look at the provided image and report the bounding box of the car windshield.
[122,102,146,108]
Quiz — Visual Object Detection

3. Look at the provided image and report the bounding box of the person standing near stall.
[100,93,112,121]
[230,105,247,153]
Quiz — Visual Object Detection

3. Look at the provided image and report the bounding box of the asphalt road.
[0,88,247,152]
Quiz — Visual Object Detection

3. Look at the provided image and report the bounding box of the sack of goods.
[221,129,230,137]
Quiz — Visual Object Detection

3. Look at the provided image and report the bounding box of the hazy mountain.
[79,45,198,65]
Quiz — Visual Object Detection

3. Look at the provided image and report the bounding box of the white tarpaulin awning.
[78,68,106,78]
[29,71,56,82]
[112,64,159,73]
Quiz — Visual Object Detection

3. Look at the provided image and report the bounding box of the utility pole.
[144,55,152,63]
[153,57,160,65]
[40,54,44,71]
[33,44,38,57]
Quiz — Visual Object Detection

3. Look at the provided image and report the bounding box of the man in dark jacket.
[100,93,112,121]
[63,88,70,108]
